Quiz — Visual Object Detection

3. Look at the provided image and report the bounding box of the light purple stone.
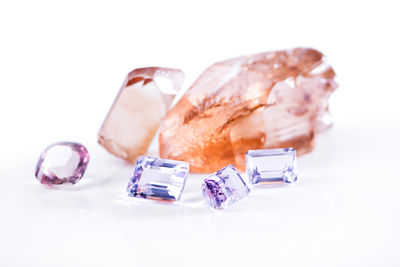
[246,148,297,184]
[201,165,250,209]
[35,142,90,186]
[127,156,189,201]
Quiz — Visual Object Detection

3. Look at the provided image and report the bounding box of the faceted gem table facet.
[160,48,337,172]
[127,156,189,202]
[202,165,250,209]
[99,67,184,163]
[35,142,90,186]
[246,148,297,184]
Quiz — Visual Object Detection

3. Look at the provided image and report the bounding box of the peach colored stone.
[99,67,184,163]
[159,48,337,173]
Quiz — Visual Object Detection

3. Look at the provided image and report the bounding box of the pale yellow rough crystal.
[98,67,184,163]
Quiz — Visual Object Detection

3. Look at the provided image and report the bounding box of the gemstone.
[201,165,250,209]
[246,148,297,184]
[127,156,189,201]
[99,67,184,163]
[159,48,338,172]
[35,142,90,186]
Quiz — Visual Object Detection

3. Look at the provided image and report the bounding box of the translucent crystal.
[246,148,297,184]
[202,165,250,209]
[159,48,337,172]
[99,67,184,163]
[35,142,90,186]
[127,156,189,201]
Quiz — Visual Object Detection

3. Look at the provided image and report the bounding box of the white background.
[1,0,400,266]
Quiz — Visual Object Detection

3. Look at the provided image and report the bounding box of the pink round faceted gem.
[35,142,90,186]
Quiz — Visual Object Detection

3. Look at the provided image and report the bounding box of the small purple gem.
[201,165,249,209]
[127,156,189,202]
[35,142,90,186]
[246,148,297,184]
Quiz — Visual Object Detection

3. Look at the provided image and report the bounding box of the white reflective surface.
[1,0,400,266]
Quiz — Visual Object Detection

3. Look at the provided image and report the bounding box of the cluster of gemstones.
[36,142,297,210]
[34,48,338,209]
[128,147,298,209]
[202,148,297,209]
[35,142,297,209]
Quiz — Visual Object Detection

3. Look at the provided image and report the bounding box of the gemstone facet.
[246,148,297,184]
[159,48,337,172]
[202,165,250,209]
[35,142,90,186]
[99,67,184,163]
[127,156,189,201]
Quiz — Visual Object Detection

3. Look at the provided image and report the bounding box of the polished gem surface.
[99,67,184,163]
[35,142,90,186]
[160,48,337,172]
[202,165,249,209]
[246,148,297,184]
[127,156,189,201]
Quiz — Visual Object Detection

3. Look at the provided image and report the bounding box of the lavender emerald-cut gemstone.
[201,165,250,209]
[246,148,297,184]
[35,142,90,186]
[127,156,189,201]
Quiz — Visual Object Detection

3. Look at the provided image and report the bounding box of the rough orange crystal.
[99,67,184,163]
[159,48,337,173]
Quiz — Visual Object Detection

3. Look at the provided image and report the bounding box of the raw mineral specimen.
[98,67,184,163]
[159,48,337,172]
